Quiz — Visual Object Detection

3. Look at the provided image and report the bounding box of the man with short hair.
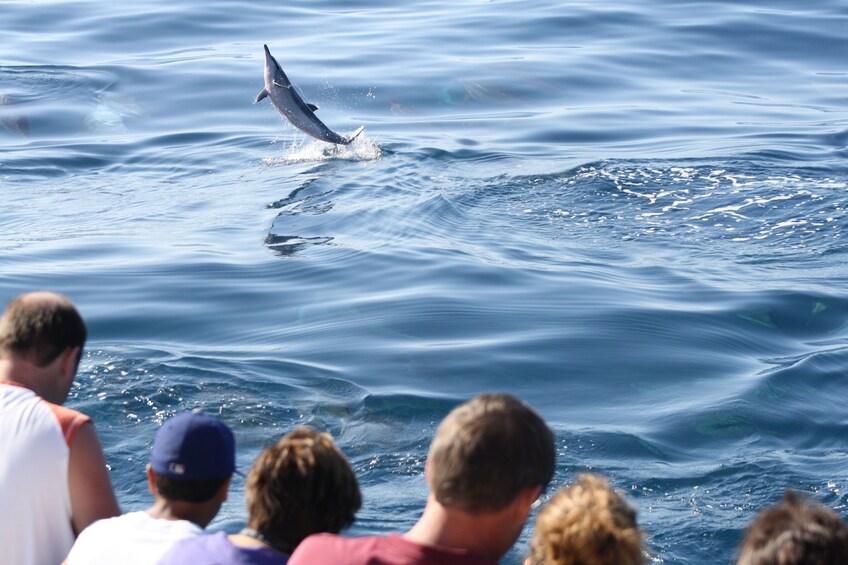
[736,490,848,565]
[0,291,120,565]
[289,393,556,565]
[64,411,237,564]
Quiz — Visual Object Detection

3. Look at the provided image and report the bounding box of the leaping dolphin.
[256,44,364,145]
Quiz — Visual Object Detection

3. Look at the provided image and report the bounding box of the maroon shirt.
[288,533,498,565]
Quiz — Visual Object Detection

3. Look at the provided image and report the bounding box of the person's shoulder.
[290,534,495,565]
[47,401,92,445]
[289,533,386,564]
[378,535,498,565]
[82,511,167,537]
[158,531,227,563]
[133,511,204,538]
[0,381,30,397]
[1,382,90,444]
[77,511,140,535]
[66,513,139,563]
[294,532,356,551]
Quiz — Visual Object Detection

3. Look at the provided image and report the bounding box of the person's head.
[245,426,361,552]
[737,490,848,565]
[526,474,644,565]
[427,393,556,515]
[0,291,87,402]
[0,291,86,366]
[147,411,237,526]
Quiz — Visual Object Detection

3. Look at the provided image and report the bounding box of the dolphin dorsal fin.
[307,103,319,112]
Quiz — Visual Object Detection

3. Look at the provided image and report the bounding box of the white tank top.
[0,382,90,565]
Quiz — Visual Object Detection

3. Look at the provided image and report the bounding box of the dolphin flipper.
[255,89,268,103]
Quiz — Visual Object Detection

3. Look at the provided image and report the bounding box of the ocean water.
[2,1,847,563]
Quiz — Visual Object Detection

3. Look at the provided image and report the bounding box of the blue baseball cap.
[150,411,237,480]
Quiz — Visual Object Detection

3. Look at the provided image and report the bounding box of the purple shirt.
[157,531,288,565]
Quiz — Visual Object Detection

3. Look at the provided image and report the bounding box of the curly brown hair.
[245,426,361,550]
[528,474,644,565]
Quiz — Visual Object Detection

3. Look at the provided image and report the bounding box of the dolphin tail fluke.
[342,125,365,144]
[255,89,268,103]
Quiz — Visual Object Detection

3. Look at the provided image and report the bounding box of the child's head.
[527,474,643,565]
[245,426,362,551]
[737,490,848,565]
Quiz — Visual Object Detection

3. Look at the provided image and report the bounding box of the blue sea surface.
[2,1,848,563]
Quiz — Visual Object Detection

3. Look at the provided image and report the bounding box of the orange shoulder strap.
[48,403,92,446]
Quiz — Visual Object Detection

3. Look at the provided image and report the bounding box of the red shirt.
[288,533,498,565]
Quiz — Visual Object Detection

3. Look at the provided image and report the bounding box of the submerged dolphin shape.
[256,44,364,145]
[0,94,30,137]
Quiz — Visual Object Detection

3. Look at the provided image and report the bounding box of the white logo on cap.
[168,463,186,475]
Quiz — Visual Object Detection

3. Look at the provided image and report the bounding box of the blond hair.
[528,474,644,565]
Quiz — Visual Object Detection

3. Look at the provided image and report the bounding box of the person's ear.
[59,346,81,379]
[424,458,432,486]
[514,485,543,521]
[528,486,543,509]
[146,464,157,494]
[527,485,543,507]
[218,475,233,502]
[51,346,81,403]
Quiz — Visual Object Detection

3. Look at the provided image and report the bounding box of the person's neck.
[0,358,48,399]
[229,529,293,556]
[146,497,213,529]
[0,358,22,383]
[402,496,507,561]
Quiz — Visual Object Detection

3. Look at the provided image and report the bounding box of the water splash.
[264,133,381,165]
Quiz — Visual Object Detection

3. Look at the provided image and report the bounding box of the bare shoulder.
[68,421,120,534]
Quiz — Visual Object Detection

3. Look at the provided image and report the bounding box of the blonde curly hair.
[527,474,644,565]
